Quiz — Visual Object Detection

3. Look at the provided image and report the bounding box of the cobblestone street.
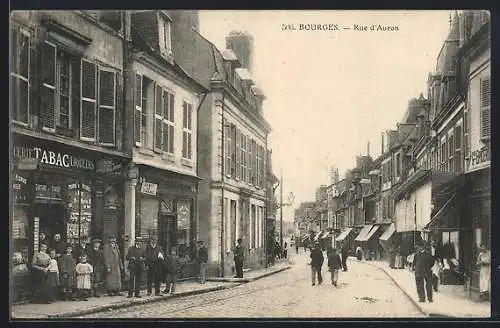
[78,251,423,318]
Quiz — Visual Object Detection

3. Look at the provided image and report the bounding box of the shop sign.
[465,145,490,172]
[13,146,95,170]
[96,159,123,176]
[141,182,158,196]
[13,174,27,190]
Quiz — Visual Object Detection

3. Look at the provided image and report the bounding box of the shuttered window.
[248,138,253,184]
[134,73,143,146]
[41,42,56,131]
[182,101,193,159]
[230,124,236,176]
[235,128,241,180]
[256,144,261,188]
[153,85,175,154]
[455,124,462,173]
[480,77,490,140]
[80,59,97,141]
[154,85,163,152]
[448,133,454,172]
[11,26,30,125]
[224,119,231,176]
[98,68,116,145]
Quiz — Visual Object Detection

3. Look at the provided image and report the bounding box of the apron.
[478,252,491,293]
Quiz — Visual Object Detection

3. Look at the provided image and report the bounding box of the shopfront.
[11,136,127,302]
[135,165,198,280]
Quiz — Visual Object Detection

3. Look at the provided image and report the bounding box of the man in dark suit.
[310,242,324,286]
[341,242,349,272]
[145,237,164,296]
[234,239,245,278]
[413,243,435,303]
[196,241,208,284]
[126,237,146,298]
[87,238,104,297]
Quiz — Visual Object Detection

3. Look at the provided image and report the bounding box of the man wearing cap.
[87,238,104,297]
[126,237,146,298]
[196,241,208,284]
[145,237,164,296]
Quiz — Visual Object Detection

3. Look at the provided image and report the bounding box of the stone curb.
[46,283,241,319]
[206,265,291,283]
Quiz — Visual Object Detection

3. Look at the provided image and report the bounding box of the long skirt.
[479,266,491,293]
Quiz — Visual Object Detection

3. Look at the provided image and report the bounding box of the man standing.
[126,237,145,298]
[50,233,65,259]
[234,238,244,278]
[283,242,288,259]
[327,247,342,287]
[341,242,349,272]
[413,243,435,303]
[295,242,299,254]
[196,241,208,284]
[87,238,104,297]
[102,235,123,296]
[310,242,324,286]
[145,237,164,296]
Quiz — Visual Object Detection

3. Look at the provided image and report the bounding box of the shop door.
[35,202,66,242]
[159,214,176,254]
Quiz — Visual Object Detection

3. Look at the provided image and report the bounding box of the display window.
[12,173,30,276]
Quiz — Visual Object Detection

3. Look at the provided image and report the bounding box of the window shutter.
[235,129,241,179]
[154,85,162,152]
[187,129,192,159]
[480,77,491,139]
[187,103,192,130]
[41,42,56,130]
[98,69,116,145]
[162,90,169,153]
[169,92,175,122]
[169,125,174,155]
[134,73,142,146]
[80,59,97,140]
[231,125,236,175]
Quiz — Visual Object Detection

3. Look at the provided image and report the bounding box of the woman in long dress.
[477,244,491,300]
[31,243,51,303]
[102,236,123,296]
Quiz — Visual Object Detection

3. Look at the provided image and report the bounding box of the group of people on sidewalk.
[29,233,209,304]
[308,242,349,287]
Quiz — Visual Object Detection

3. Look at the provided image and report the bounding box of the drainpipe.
[195,92,207,242]
[220,90,226,277]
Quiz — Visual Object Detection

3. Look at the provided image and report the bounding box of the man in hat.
[145,236,164,296]
[196,241,208,284]
[50,233,65,259]
[87,238,104,297]
[126,236,146,298]
[413,243,435,303]
[234,239,245,278]
[310,242,324,286]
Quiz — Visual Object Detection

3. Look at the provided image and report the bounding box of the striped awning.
[320,230,331,239]
[313,231,322,241]
[379,223,396,241]
[301,234,311,241]
[359,225,380,242]
[336,228,353,242]
[354,225,373,242]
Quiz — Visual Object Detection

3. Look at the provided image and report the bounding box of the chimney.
[367,142,370,157]
[381,132,385,154]
[226,31,254,72]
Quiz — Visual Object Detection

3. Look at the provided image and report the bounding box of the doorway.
[159,214,176,255]
[35,201,66,243]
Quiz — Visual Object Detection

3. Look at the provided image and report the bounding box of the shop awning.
[320,230,330,239]
[354,225,373,242]
[359,225,381,242]
[336,228,353,242]
[424,193,457,231]
[313,231,322,241]
[379,223,396,241]
[301,234,311,241]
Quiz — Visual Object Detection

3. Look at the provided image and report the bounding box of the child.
[164,247,179,294]
[75,254,93,301]
[59,245,77,301]
[47,249,60,301]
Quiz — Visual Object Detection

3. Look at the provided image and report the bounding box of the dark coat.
[87,247,104,283]
[414,249,435,278]
[310,248,324,267]
[197,247,208,264]
[327,251,342,269]
[73,245,89,261]
[234,244,244,262]
[145,245,164,270]
[126,246,146,271]
[102,243,122,291]
[165,254,179,276]
[58,254,76,287]
[50,240,66,257]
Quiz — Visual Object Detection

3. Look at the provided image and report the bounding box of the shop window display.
[67,182,93,245]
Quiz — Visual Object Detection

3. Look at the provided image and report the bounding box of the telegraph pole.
[280,168,283,250]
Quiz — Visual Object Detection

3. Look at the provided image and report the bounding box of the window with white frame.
[154,85,174,154]
[230,124,237,176]
[480,77,490,140]
[235,128,241,180]
[11,26,30,125]
[454,123,463,173]
[80,59,116,145]
[464,109,470,156]
[134,73,143,146]
[248,138,253,184]
[182,101,193,160]
[241,134,247,182]
[448,130,454,172]
[224,120,231,176]
[440,138,446,171]
[158,12,172,57]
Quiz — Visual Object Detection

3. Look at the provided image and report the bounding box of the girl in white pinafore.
[75,255,94,301]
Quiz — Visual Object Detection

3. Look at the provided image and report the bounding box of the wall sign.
[96,159,123,176]
[465,145,490,172]
[13,146,95,170]
[141,182,158,196]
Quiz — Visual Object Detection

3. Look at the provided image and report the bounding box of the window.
[251,205,256,248]
[464,109,470,156]
[454,124,462,173]
[230,200,237,248]
[395,153,401,178]
[440,139,446,171]
[134,73,143,146]
[158,14,172,57]
[224,120,231,176]
[248,138,253,184]
[448,132,454,172]
[11,26,30,125]
[153,86,174,154]
[256,145,261,188]
[79,59,116,145]
[241,134,247,182]
[182,101,193,160]
[235,128,241,180]
[480,77,490,140]
[230,125,236,176]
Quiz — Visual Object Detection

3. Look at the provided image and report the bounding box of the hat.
[92,238,102,243]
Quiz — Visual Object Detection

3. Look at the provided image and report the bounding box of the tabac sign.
[13,146,95,170]
[465,145,490,173]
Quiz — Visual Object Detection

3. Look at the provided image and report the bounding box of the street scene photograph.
[10,10,491,319]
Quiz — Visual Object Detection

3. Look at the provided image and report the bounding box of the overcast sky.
[199,10,452,222]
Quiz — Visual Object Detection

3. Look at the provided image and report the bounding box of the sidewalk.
[350,257,491,318]
[207,260,291,283]
[11,261,291,319]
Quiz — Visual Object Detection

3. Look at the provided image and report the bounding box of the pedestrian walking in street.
[295,243,299,254]
[46,249,60,302]
[283,242,288,259]
[413,243,435,303]
[59,244,77,301]
[145,237,164,296]
[355,246,362,261]
[75,254,93,301]
[327,247,342,287]
[274,241,281,260]
[234,238,245,278]
[310,242,324,286]
[126,237,145,298]
[476,244,491,301]
[164,247,179,294]
[389,245,396,269]
[430,240,442,292]
[196,241,208,284]
[87,238,104,297]
[102,235,124,296]
[341,243,349,272]
[30,243,51,303]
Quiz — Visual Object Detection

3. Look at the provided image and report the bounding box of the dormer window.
[158,12,172,58]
